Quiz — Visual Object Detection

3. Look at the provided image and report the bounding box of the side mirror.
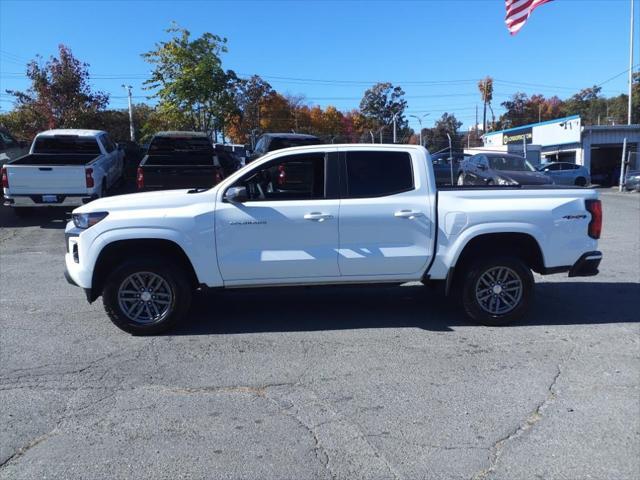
[224,186,248,203]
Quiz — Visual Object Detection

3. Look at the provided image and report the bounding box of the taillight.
[85,168,94,188]
[136,167,144,189]
[585,199,602,239]
[1,167,8,188]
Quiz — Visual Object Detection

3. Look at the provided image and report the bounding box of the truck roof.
[36,129,107,137]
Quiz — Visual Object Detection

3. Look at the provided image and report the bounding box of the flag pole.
[629,0,635,125]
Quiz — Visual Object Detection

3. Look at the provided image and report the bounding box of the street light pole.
[409,113,430,146]
[122,84,135,142]
[446,132,454,185]
[392,113,399,143]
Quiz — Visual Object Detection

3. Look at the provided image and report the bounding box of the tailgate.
[142,166,217,190]
[6,165,88,194]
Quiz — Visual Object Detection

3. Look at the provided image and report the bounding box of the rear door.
[337,149,433,277]
[215,150,341,282]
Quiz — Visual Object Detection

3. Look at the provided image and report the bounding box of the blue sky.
[0,0,638,131]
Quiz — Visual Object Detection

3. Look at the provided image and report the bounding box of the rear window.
[149,136,213,153]
[33,136,101,154]
[345,151,414,198]
[488,155,536,172]
[267,137,321,152]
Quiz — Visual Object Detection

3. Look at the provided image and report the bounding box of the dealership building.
[482,116,640,183]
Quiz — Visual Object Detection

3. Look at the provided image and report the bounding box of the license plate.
[42,195,58,203]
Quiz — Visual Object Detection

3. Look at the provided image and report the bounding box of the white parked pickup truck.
[2,129,124,214]
[64,144,603,335]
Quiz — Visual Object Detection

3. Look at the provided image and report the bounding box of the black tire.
[461,256,533,326]
[575,177,587,187]
[102,258,192,335]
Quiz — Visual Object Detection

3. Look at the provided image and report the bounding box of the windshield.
[33,136,101,154]
[488,155,536,172]
[268,137,320,151]
[149,136,213,153]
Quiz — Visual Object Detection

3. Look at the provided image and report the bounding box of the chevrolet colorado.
[64,144,602,335]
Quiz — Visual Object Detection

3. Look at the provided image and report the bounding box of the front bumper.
[568,251,602,277]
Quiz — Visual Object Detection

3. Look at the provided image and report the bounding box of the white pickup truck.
[64,144,603,335]
[2,129,124,214]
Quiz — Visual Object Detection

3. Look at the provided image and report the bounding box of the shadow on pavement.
[0,206,71,229]
[172,281,639,335]
[0,181,138,229]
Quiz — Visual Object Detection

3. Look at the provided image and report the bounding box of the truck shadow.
[173,281,639,335]
[0,206,70,229]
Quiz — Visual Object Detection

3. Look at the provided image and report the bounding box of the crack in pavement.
[470,351,572,480]
[265,385,402,480]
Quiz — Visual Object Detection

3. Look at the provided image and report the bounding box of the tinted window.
[149,136,213,153]
[345,151,413,198]
[33,136,101,154]
[0,131,17,149]
[254,137,267,153]
[101,135,115,153]
[235,153,325,201]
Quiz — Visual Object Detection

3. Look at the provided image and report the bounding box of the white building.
[482,116,640,184]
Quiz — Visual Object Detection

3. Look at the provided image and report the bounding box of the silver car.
[537,162,590,186]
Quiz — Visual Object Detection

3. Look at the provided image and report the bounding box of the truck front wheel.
[461,256,533,326]
[102,258,192,335]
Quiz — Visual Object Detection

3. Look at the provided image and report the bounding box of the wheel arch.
[446,231,545,295]
[90,238,200,302]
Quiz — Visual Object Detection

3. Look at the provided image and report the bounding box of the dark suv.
[248,133,321,163]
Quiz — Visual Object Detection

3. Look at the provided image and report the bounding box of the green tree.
[142,23,238,139]
[5,44,108,139]
[423,112,462,153]
[359,82,408,142]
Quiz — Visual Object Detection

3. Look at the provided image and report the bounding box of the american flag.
[505,0,553,35]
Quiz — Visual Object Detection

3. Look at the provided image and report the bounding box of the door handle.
[304,212,334,222]
[394,210,424,219]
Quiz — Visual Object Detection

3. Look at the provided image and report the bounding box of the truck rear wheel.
[461,256,533,326]
[102,258,192,335]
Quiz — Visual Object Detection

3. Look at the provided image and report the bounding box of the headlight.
[72,212,109,229]
[495,176,516,185]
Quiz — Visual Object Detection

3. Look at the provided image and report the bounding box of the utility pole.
[122,85,135,142]
[628,0,635,125]
[475,104,479,144]
[481,80,487,133]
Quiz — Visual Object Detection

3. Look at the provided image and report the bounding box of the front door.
[338,150,433,277]
[215,151,341,282]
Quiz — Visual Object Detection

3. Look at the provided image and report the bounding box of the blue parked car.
[537,162,590,186]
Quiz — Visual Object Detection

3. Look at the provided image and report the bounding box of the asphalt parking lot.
[1,190,638,480]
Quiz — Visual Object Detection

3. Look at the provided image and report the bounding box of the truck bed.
[10,153,99,166]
